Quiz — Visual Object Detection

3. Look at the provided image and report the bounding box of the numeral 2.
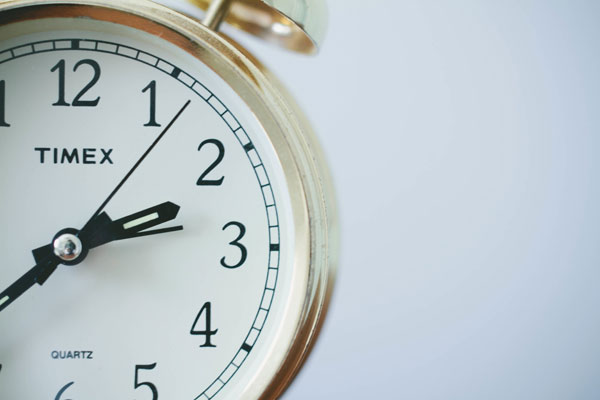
[51,59,101,107]
[0,80,9,126]
[190,302,218,347]
[197,139,225,186]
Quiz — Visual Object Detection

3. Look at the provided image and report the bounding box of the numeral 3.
[221,222,248,269]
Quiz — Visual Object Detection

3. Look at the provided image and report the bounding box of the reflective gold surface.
[188,0,327,54]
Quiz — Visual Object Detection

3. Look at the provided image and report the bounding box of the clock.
[0,0,337,398]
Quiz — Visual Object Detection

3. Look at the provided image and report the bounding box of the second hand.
[83,99,191,230]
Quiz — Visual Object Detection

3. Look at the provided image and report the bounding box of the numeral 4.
[190,302,218,347]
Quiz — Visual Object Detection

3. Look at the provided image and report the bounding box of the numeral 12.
[51,59,101,107]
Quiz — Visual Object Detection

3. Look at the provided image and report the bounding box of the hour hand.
[81,201,183,249]
[0,202,181,314]
[0,258,58,313]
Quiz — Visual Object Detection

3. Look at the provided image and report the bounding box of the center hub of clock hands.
[0,201,184,313]
[53,231,83,262]
[0,100,191,313]
[34,201,183,267]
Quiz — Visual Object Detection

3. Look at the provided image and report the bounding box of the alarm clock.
[0,0,337,398]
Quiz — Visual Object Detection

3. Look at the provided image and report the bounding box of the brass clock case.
[0,0,337,398]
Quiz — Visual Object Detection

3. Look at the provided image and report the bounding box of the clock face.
[0,8,301,399]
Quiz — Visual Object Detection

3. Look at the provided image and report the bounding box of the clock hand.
[82,201,183,249]
[0,202,183,314]
[0,99,190,315]
[117,225,183,240]
[2,100,190,314]
[83,99,191,228]
[0,258,58,313]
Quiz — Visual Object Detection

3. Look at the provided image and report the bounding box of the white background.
[169,1,600,398]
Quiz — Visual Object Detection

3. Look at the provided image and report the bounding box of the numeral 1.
[51,60,69,106]
[190,302,218,347]
[0,80,10,127]
[142,80,161,127]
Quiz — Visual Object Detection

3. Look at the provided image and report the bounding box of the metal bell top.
[188,0,328,54]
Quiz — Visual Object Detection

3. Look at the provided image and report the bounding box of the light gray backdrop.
[169,1,600,398]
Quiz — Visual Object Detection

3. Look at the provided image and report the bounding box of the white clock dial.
[0,14,299,400]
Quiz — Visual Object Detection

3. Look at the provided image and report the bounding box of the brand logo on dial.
[34,147,114,165]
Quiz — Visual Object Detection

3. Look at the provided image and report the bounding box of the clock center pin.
[53,233,83,262]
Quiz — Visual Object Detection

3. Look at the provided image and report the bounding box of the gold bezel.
[0,0,337,398]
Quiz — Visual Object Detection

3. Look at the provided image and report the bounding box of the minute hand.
[83,99,191,229]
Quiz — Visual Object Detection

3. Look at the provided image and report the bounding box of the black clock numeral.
[142,80,161,127]
[51,60,68,106]
[190,302,218,348]
[51,59,101,107]
[0,80,9,127]
[55,381,74,400]
[197,139,225,186]
[134,363,158,400]
[221,222,248,269]
[72,60,101,106]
